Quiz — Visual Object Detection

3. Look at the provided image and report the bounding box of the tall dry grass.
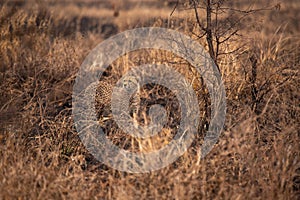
[0,1,299,199]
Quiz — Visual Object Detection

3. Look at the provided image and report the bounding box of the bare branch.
[192,30,206,39]
[191,0,206,32]
[170,0,179,17]
[218,6,274,14]
[217,46,244,56]
[219,29,239,44]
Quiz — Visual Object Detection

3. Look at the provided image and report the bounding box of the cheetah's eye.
[123,82,128,88]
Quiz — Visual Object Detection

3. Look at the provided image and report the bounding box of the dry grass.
[0,0,299,199]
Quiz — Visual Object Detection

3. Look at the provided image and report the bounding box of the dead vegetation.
[0,0,299,199]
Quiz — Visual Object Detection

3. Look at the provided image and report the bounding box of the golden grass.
[0,0,299,199]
